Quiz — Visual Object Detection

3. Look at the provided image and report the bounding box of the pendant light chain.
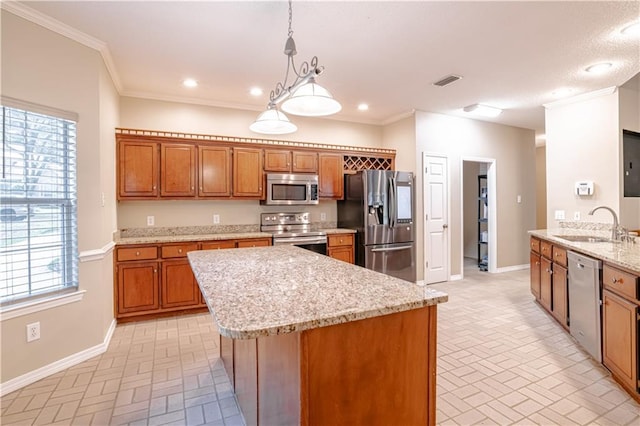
[288,0,293,38]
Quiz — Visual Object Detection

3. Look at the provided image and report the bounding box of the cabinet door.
[318,153,343,199]
[161,260,202,308]
[540,257,552,311]
[530,252,541,300]
[117,262,160,315]
[328,246,354,264]
[552,264,568,327]
[161,143,196,197]
[602,290,638,391]
[264,149,291,172]
[199,146,231,197]
[292,151,318,173]
[118,141,159,198]
[233,148,264,198]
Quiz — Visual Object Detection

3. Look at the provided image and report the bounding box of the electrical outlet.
[320,212,326,221]
[213,214,220,224]
[100,192,105,207]
[554,210,565,220]
[27,322,40,342]
[147,216,155,226]
[574,211,581,220]
[516,195,522,204]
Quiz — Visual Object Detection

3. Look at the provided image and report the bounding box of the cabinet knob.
[153,269,157,273]
[136,251,140,256]
[153,185,157,190]
[612,277,623,284]
[191,186,194,190]
[200,187,203,191]
[178,249,183,253]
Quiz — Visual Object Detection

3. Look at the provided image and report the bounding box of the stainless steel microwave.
[263,173,319,205]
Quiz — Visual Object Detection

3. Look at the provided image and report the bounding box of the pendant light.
[250,0,341,134]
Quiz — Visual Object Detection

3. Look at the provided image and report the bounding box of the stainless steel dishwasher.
[568,251,603,362]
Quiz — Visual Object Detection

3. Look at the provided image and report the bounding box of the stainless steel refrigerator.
[338,170,416,282]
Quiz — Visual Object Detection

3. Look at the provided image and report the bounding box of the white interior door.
[424,154,449,284]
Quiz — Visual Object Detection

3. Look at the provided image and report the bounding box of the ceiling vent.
[433,75,462,87]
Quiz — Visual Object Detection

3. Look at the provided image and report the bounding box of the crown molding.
[1,1,123,92]
[381,109,416,126]
[543,86,617,109]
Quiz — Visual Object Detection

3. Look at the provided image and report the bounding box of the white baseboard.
[0,319,116,397]
[449,274,463,281]
[495,264,530,273]
[415,280,425,286]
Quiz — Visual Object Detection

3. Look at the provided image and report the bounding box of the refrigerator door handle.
[388,176,396,228]
[371,245,413,252]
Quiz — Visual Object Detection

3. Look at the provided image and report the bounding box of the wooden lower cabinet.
[530,251,541,300]
[161,260,203,308]
[226,305,437,426]
[236,238,271,248]
[551,264,568,328]
[117,261,160,316]
[540,257,553,311]
[327,233,355,264]
[602,289,638,393]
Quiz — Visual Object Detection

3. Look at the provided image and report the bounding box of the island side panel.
[219,335,234,390]
[300,305,436,426]
[257,332,301,425]
[234,338,257,426]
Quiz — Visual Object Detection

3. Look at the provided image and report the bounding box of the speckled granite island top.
[188,245,448,339]
[529,229,640,274]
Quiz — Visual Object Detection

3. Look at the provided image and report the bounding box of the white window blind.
[1,105,78,305]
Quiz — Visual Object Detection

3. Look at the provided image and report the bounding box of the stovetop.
[260,212,326,238]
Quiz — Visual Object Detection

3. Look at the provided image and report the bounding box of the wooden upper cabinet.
[160,143,196,197]
[318,153,344,199]
[292,151,318,173]
[264,150,291,172]
[233,147,264,198]
[199,146,232,197]
[118,140,159,199]
[264,150,318,173]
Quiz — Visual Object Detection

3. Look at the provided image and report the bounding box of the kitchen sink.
[553,235,615,243]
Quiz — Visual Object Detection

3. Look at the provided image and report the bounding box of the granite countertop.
[322,228,356,234]
[529,228,640,274]
[115,231,273,245]
[188,245,448,339]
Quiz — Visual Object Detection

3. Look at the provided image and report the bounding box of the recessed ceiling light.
[463,103,502,117]
[551,88,574,98]
[357,103,369,111]
[621,21,640,36]
[585,62,613,74]
[250,87,263,97]
[183,78,198,88]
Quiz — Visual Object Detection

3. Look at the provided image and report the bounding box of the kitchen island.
[188,245,448,426]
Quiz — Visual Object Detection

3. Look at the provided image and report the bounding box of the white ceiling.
[13,1,640,135]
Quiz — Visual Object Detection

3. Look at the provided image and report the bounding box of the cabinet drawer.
[161,243,199,259]
[327,234,354,247]
[530,237,540,253]
[540,240,553,260]
[117,246,158,262]
[201,240,236,250]
[237,238,271,248]
[603,264,638,301]
[552,246,567,267]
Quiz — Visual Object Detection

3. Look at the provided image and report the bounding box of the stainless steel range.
[260,212,327,255]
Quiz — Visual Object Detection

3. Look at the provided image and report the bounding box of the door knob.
[442,224,448,229]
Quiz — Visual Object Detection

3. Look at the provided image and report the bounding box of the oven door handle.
[274,237,327,245]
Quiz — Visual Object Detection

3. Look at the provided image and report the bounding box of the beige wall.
[1,12,117,384]
[381,115,416,173]
[536,146,547,229]
[619,84,640,229]
[415,111,536,277]
[545,90,621,228]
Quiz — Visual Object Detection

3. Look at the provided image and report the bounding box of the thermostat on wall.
[575,181,594,196]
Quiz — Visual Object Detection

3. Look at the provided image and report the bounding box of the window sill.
[0,290,86,321]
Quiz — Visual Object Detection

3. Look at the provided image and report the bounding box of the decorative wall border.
[116,128,396,155]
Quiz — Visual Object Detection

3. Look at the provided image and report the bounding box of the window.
[1,104,78,305]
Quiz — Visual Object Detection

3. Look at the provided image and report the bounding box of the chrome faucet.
[588,206,619,240]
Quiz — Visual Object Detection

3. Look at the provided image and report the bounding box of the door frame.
[460,156,497,276]
[423,153,450,284]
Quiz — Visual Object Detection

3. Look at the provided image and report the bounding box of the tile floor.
[1,264,639,425]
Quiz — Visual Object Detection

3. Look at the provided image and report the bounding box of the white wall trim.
[415,280,425,287]
[543,86,617,109]
[0,319,116,396]
[449,274,463,281]
[494,264,530,273]
[79,241,115,263]
[1,1,123,91]
[0,290,86,322]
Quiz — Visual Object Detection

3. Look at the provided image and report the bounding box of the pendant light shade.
[281,79,342,117]
[250,107,297,135]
